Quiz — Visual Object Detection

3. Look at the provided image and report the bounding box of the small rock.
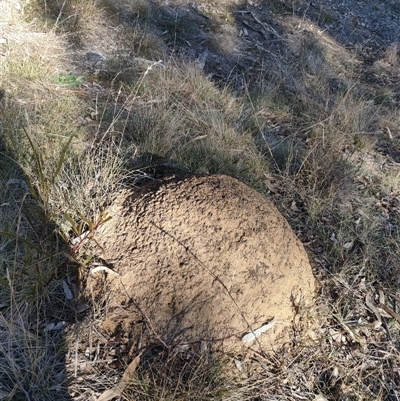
[86,52,106,64]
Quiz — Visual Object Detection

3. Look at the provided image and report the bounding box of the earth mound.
[93,174,316,350]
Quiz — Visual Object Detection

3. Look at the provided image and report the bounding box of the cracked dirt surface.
[91,175,316,351]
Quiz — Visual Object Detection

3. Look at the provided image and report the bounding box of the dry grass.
[124,347,232,401]
[0,153,72,400]
[1,0,400,399]
[118,60,269,187]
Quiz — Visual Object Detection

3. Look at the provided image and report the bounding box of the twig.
[250,11,282,39]
[242,20,270,40]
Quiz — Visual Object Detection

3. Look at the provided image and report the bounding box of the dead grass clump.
[0,154,72,400]
[247,23,376,203]
[101,0,153,22]
[0,300,70,401]
[124,347,232,401]
[0,26,66,96]
[49,141,129,239]
[152,4,218,50]
[249,87,370,216]
[121,25,165,61]
[122,61,269,187]
[2,102,131,253]
[26,0,102,44]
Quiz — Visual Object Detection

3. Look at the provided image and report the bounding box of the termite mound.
[91,174,316,351]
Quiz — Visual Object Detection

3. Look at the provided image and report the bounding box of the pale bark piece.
[96,353,141,401]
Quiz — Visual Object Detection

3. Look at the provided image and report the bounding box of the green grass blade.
[0,230,51,256]
[51,134,76,185]
[21,125,45,192]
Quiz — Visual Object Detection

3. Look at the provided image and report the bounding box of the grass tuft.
[125,347,233,401]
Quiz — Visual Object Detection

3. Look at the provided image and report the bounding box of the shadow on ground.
[0,145,75,400]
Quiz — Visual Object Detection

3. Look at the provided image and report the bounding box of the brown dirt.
[91,174,316,351]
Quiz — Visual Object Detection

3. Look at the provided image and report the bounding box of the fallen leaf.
[44,321,64,332]
[377,303,400,324]
[291,201,301,212]
[62,280,73,300]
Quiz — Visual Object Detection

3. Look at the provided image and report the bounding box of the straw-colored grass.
[1,0,400,399]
